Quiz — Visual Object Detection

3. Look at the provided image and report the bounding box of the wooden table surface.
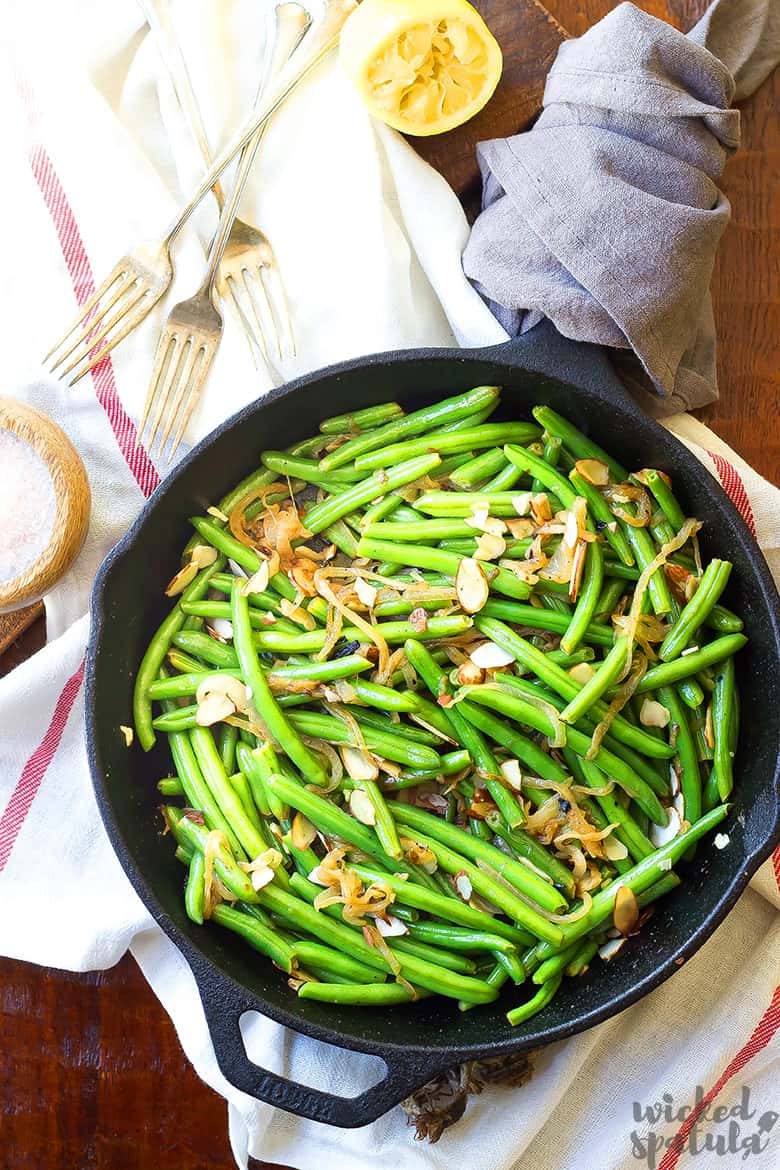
[2,2,778,1167]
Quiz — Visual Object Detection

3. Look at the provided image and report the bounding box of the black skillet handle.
[197,978,455,1128]
[479,318,644,418]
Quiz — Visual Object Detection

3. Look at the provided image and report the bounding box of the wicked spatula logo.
[630,1087,778,1167]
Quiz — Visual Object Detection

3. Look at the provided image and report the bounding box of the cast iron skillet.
[86,321,780,1128]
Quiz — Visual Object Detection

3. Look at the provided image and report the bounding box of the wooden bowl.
[0,399,90,613]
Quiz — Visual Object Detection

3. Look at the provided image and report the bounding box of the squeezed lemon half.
[340,0,503,137]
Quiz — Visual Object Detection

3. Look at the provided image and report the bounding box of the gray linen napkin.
[463,0,780,415]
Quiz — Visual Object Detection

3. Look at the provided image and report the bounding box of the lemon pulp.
[340,0,503,137]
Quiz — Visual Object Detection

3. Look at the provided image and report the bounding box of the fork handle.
[201,4,311,292]
[139,0,226,209]
[166,0,358,246]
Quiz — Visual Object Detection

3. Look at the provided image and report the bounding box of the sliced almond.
[469,640,515,669]
[563,510,580,549]
[375,914,408,938]
[353,577,378,609]
[409,606,428,633]
[228,558,249,578]
[466,509,507,537]
[650,805,682,848]
[603,834,629,862]
[349,787,377,825]
[453,872,473,902]
[401,837,438,873]
[530,493,552,523]
[207,505,229,522]
[279,599,316,631]
[242,561,270,596]
[598,937,627,962]
[714,832,730,850]
[195,692,236,726]
[196,674,250,711]
[190,543,219,569]
[613,885,640,935]
[456,660,484,686]
[119,725,134,748]
[456,558,489,614]
[511,493,532,517]
[575,458,610,486]
[639,699,671,729]
[505,517,534,539]
[341,745,380,782]
[474,532,506,561]
[208,617,234,641]
[291,813,317,851]
[250,866,275,892]
[165,561,198,597]
[568,662,596,686]
[499,759,523,791]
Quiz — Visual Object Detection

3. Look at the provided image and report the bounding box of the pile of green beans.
[132,390,741,1024]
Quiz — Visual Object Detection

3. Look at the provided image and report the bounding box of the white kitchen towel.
[0,2,778,1169]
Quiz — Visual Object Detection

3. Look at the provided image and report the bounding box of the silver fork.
[43,0,358,386]
[142,0,308,364]
[137,4,311,458]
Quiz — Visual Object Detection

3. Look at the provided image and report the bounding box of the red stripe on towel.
[0,660,85,873]
[706,450,757,537]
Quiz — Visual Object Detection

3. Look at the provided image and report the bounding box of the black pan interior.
[87,335,780,1070]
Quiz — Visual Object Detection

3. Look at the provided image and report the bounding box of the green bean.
[349,678,421,713]
[403,640,526,828]
[568,470,635,566]
[464,681,667,826]
[484,813,576,896]
[234,742,272,818]
[298,982,426,1005]
[175,844,193,865]
[353,423,540,471]
[560,637,631,725]
[260,451,362,487]
[659,686,701,825]
[157,776,184,796]
[458,961,510,1012]
[636,635,746,693]
[211,904,297,973]
[388,803,567,913]
[304,453,442,535]
[450,447,508,488]
[564,939,599,977]
[454,694,570,784]
[166,727,244,857]
[323,519,360,558]
[251,613,473,653]
[293,941,387,984]
[385,821,564,945]
[593,578,627,624]
[349,863,532,946]
[217,724,239,775]
[320,402,404,434]
[171,631,240,669]
[532,940,582,985]
[636,468,686,531]
[495,947,527,984]
[356,537,531,602]
[621,524,673,615]
[678,677,705,709]
[530,433,562,493]
[561,541,604,654]
[350,708,440,746]
[531,406,628,481]
[394,749,471,783]
[562,749,653,863]
[659,560,733,661]
[707,603,744,634]
[184,852,205,924]
[318,386,501,472]
[383,935,477,975]
[506,974,562,1026]
[712,655,736,800]
[133,555,225,750]
[533,804,729,958]
[189,727,267,858]
[475,617,673,761]
[231,584,329,786]
[636,871,682,908]
[357,780,403,860]
[373,596,454,619]
[363,519,477,541]
[229,769,262,829]
[413,491,539,518]
[480,599,614,646]
[166,807,256,902]
[503,443,577,507]
[286,711,439,769]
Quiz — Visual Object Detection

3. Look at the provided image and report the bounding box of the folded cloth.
[463,0,780,414]
[0,2,778,1169]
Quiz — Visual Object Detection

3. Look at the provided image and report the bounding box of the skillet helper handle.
[198,983,456,1127]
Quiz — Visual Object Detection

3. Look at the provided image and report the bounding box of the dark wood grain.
[2,3,778,1168]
